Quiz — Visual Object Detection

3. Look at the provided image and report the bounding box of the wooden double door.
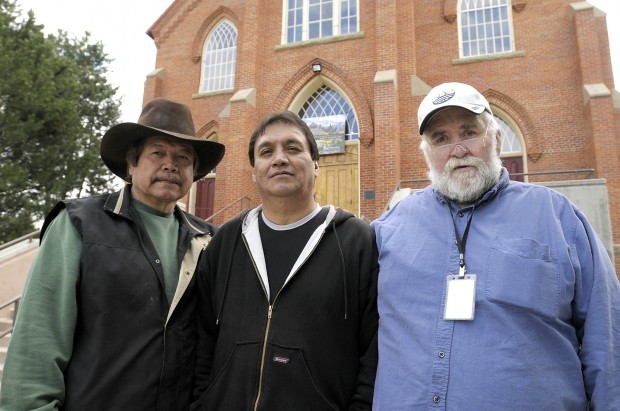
[314,141,359,215]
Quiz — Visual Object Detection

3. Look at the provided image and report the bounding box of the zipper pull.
[268,305,272,319]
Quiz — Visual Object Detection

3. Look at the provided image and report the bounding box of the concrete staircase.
[0,235,37,391]
[0,311,15,389]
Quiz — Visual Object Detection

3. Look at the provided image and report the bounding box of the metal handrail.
[0,295,21,339]
[0,230,40,252]
[510,168,595,179]
[205,196,252,223]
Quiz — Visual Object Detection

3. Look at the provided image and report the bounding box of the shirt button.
[458,211,464,217]
[155,259,161,264]
[433,395,441,403]
[438,351,445,358]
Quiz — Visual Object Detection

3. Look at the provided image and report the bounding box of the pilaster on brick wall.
[373,0,400,216]
[212,90,259,225]
[572,3,605,85]
[143,68,165,106]
[373,70,401,216]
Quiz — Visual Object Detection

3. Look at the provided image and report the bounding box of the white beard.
[428,149,503,204]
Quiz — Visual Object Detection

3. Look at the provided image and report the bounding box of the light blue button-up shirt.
[371,170,619,410]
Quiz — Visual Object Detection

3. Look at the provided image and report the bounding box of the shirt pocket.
[485,237,560,320]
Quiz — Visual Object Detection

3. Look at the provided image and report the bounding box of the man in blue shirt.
[371,82,619,410]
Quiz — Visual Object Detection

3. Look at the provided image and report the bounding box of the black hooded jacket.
[192,205,379,410]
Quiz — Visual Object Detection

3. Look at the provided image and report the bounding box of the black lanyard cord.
[448,203,475,278]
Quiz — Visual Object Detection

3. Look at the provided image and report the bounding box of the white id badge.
[444,274,477,321]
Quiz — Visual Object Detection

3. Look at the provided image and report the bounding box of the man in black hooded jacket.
[192,111,379,410]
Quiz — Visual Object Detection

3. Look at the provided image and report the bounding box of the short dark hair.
[248,111,319,167]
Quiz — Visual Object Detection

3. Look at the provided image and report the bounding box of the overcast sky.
[15,0,173,122]
[14,0,620,123]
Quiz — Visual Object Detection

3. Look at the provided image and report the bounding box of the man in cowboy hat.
[0,98,225,411]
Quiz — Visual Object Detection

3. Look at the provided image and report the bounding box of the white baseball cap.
[417,82,492,135]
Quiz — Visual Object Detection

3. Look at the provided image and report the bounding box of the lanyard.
[448,204,475,278]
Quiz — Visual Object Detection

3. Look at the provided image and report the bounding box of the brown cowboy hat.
[100,97,225,182]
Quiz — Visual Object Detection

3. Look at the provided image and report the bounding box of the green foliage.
[0,0,121,243]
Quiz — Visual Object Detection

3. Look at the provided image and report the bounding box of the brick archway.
[484,89,542,162]
[273,59,374,148]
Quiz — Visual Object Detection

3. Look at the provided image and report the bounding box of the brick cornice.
[274,59,374,147]
[150,0,202,48]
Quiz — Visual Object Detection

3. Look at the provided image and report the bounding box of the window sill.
[276,32,365,51]
[192,89,234,99]
[452,50,525,65]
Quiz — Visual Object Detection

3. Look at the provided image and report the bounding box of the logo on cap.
[432,90,455,105]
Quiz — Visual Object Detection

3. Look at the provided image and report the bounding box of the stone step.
[0,333,11,388]
[0,308,15,388]
[0,315,14,336]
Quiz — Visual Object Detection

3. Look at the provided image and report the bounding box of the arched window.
[497,115,521,155]
[458,0,514,58]
[283,0,359,44]
[200,20,237,93]
[494,112,526,181]
[298,85,359,140]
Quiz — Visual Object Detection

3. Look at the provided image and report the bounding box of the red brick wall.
[144,0,619,271]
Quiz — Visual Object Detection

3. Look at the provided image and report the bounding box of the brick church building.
[142,0,619,265]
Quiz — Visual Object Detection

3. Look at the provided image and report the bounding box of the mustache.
[444,156,484,172]
[151,174,182,185]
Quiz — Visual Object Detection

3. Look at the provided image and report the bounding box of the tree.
[0,0,121,243]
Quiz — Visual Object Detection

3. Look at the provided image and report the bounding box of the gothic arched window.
[200,20,237,93]
[298,85,359,140]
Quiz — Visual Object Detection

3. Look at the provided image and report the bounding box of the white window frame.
[200,19,237,93]
[496,115,522,157]
[492,106,528,179]
[458,0,515,58]
[281,0,359,44]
